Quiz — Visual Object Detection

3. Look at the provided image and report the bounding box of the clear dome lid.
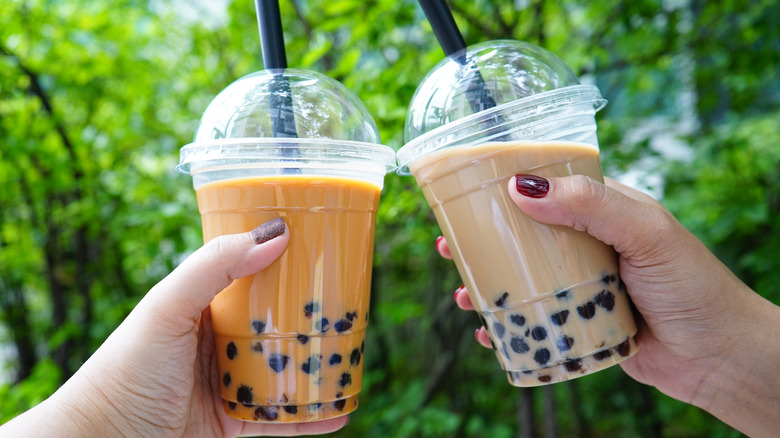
[178,68,396,176]
[404,40,583,142]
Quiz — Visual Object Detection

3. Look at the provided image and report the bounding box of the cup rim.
[397,84,606,174]
[177,137,398,175]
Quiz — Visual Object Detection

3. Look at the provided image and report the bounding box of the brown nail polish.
[251,217,286,244]
[515,174,549,198]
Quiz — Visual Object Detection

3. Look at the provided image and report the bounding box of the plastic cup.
[397,40,638,386]
[177,69,396,422]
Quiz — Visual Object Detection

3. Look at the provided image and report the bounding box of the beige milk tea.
[409,140,637,386]
[196,175,379,421]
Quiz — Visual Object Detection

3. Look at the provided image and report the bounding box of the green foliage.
[1,0,778,436]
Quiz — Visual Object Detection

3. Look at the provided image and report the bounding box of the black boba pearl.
[297,334,309,344]
[268,354,290,373]
[283,405,298,414]
[226,342,238,360]
[593,349,613,361]
[577,301,597,319]
[237,385,254,405]
[303,301,320,318]
[334,319,353,333]
[617,339,632,357]
[533,348,551,365]
[510,314,526,327]
[594,290,616,311]
[301,355,321,374]
[346,311,358,321]
[334,399,347,411]
[538,375,552,383]
[601,273,617,284]
[228,401,237,410]
[251,320,266,334]
[350,348,361,366]
[316,317,330,333]
[530,326,547,341]
[222,372,231,388]
[555,290,570,299]
[361,340,365,353]
[564,359,583,372]
[556,335,575,352]
[254,406,278,421]
[494,291,510,307]
[492,322,506,339]
[550,310,569,326]
[510,336,530,354]
[339,372,352,387]
[329,353,343,365]
[252,341,264,353]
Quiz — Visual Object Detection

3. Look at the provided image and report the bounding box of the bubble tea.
[397,40,638,386]
[177,69,396,421]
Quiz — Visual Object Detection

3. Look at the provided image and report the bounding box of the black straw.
[256,0,288,69]
[418,0,498,114]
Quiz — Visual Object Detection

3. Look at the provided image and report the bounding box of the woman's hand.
[437,175,780,438]
[2,218,348,437]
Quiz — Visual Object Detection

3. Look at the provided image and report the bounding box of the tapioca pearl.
[303,302,320,318]
[228,401,237,410]
[564,359,583,372]
[365,312,369,322]
[252,341,263,353]
[251,320,266,334]
[226,342,238,360]
[492,322,506,339]
[345,311,358,321]
[538,375,552,383]
[360,340,365,353]
[577,301,596,319]
[334,399,347,411]
[555,290,570,300]
[237,385,254,405]
[510,336,530,354]
[522,370,533,375]
[301,355,321,374]
[533,348,551,365]
[556,335,574,352]
[530,326,547,341]
[334,319,353,333]
[254,406,278,421]
[494,291,510,307]
[601,273,617,284]
[268,354,290,373]
[510,314,526,327]
[594,290,616,311]
[316,317,330,333]
[339,372,352,388]
[283,405,298,415]
[618,278,626,291]
[329,353,342,365]
[617,339,632,357]
[350,348,361,366]
[593,349,613,361]
[550,310,569,326]
[297,334,309,344]
[222,372,231,388]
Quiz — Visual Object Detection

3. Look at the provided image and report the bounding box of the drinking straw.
[418,0,499,113]
[255,0,298,139]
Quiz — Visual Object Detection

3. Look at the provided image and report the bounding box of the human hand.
[2,217,348,437]
[437,174,780,437]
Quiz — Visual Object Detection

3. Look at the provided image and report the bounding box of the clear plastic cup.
[397,40,638,386]
[177,69,396,422]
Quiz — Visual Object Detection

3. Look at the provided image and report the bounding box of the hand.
[2,218,348,437]
[437,174,780,437]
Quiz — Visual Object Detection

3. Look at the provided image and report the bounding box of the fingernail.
[251,217,286,244]
[515,174,549,198]
[435,235,444,250]
[454,284,465,300]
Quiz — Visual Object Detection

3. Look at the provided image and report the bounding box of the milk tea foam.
[197,175,379,421]
[409,140,637,386]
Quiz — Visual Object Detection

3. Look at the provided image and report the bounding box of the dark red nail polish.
[435,236,444,250]
[515,174,549,198]
[251,217,286,244]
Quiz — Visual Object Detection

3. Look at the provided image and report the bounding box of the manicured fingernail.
[251,217,286,244]
[435,236,444,250]
[515,174,549,198]
[454,284,465,300]
[475,328,481,341]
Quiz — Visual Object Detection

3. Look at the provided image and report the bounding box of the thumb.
[507,174,676,258]
[142,217,289,326]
